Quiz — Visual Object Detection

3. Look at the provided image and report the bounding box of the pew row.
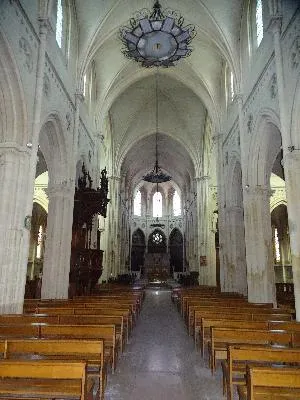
[0,359,93,400]
[222,345,300,400]
[237,365,300,399]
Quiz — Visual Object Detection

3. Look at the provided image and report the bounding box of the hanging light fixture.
[120,0,196,68]
[143,71,171,184]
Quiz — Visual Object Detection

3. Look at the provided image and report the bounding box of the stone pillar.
[41,182,74,299]
[213,133,227,291]
[243,185,276,304]
[225,206,247,295]
[24,18,49,222]
[0,145,31,313]
[106,176,121,277]
[283,153,300,319]
[195,176,211,284]
[268,15,300,318]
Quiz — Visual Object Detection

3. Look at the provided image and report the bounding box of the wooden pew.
[209,327,293,374]
[58,314,125,352]
[35,306,133,335]
[0,359,93,400]
[0,323,117,372]
[198,319,269,356]
[39,324,118,372]
[4,338,106,400]
[237,365,300,399]
[223,345,300,400]
[192,307,291,337]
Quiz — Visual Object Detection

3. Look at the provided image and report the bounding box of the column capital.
[109,175,121,181]
[48,179,74,198]
[268,15,282,35]
[0,142,31,158]
[235,92,244,105]
[244,184,273,198]
[194,175,210,182]
[283,150,300,171]
[75,90,84,103]
[38,18,51,35]
[212,134,224,146]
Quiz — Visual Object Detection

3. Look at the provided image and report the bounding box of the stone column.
[0,145,31,313]
[195,176,211,284]
[225,206,247,295]
[41,182,74,299]
[106,176,121,277]
[269,15,300,319]
[243,185,276,304]
[283,153,300,319]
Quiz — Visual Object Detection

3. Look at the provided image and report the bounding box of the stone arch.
[0,28,27,144]
[169,228,183,273]
[247,109,282,187]
[290,72,300,149]
[131,228,146,272]
[227,155,243,207]
[39,113,69,187]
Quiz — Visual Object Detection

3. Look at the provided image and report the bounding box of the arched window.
[230,71,235,101]
[36,225,44,259]
[83,73,87,98]
[173,191,181,216]
[153,192,162,217]
[134,190,141,216]
[55,0,69,57]
[274,227,281,263]
[56,0,63,48]
[255,0,263,47]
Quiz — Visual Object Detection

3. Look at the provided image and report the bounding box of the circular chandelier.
[120,0,196,68]
[143,72,171,184]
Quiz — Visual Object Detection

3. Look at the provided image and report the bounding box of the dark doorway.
[169,228,183,272]
[131,229,146,271]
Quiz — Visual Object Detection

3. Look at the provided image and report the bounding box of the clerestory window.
[153,192,162,218]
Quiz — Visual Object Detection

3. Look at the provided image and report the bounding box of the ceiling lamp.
[120,0,196,68]
[143,71,171,184]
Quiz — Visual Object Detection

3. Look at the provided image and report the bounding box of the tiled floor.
[105,288,224,400]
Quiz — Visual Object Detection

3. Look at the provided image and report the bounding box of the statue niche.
[70,163,110,296]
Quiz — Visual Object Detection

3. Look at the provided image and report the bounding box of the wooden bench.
[237,365,300,399]
[209,327,293,374]
[198,319,269,356]
[58,314,125,352]
[192,307,291,337]
[4,338,107,400]
[0,359,93,400]
[35,307,133,336]
[223,345,300,400]
[0,323,117,372]
[39,324,118,372]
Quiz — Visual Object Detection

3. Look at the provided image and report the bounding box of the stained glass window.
[153,192,162,217]
[274,228,281,262]
[256,0,263,47]
[83,74,87,97]
[134,190,141,216]
[36,225,43,259]
[56,0,63,48]
[230,71,235,101]
[173,191,181,216]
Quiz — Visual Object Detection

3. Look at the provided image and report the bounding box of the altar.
[144,253,170,282]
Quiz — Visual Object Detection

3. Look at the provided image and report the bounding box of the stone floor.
[105,288,225,400]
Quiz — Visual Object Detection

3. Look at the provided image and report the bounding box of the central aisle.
[106,288,224,400]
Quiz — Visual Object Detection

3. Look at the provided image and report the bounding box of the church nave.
[106,289,223,400]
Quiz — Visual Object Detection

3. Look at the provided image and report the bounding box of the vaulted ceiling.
[74,0,245,191]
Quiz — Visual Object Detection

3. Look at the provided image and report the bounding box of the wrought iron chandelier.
[120,0,196,68]
[143,71,171,184]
